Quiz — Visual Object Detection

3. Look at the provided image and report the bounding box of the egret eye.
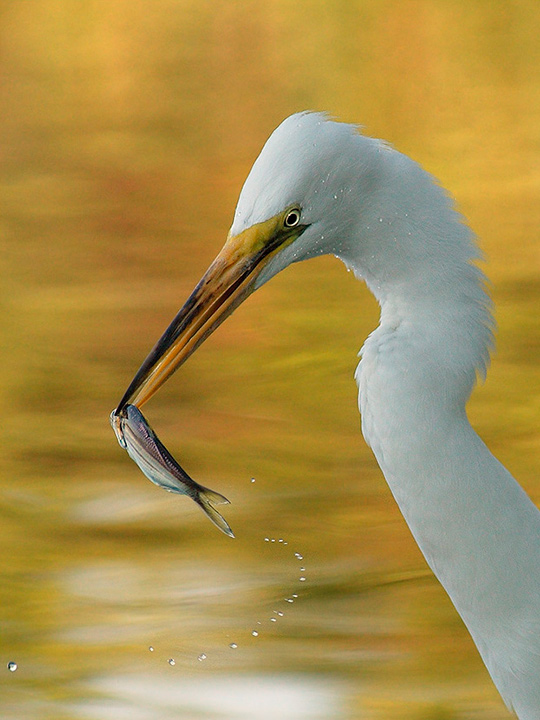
[284,208,301,228]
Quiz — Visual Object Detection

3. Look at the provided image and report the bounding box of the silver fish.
[110,404,234,538]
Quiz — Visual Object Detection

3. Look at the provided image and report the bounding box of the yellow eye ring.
[284,208,301,228]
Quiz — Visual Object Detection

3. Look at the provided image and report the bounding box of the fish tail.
[196,486,235,538]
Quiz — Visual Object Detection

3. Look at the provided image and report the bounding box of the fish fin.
[200,487,230,506]
[196,487,235,538]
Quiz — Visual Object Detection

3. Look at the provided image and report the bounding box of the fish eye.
[284,208,301,228]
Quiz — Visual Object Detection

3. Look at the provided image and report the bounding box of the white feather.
[233,112,540,718]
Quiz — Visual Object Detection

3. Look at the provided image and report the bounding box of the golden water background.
[2,2,540,718]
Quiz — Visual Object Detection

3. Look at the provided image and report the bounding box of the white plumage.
[243,113,540,717]
[116,112,540,717]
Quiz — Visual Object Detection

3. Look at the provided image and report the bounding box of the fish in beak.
[110,405,234,537]
[111,208,307,536]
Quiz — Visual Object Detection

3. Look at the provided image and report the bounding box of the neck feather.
[345,146,495,407]
[347,151,540,716]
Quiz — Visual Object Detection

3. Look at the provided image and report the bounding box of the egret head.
[116,112,376,411]
[230,112,377,284]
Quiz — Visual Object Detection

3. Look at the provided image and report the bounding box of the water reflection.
[72,673,346,720]
[2,0,539,718]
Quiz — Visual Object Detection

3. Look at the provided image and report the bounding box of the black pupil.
[286,211,299,226]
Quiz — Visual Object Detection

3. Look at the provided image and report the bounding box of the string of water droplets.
[147,475,307,666]
[248,539,305,634]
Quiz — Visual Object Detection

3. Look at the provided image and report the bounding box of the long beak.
[115,214,306,414]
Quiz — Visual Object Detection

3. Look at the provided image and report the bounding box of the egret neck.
[114,112,540,718]
[347,161,540,717]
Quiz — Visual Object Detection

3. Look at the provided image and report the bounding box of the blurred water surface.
[2,1,540,718]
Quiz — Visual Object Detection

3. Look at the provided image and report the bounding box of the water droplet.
[278,538,284,543]
[300,567,305,572]
[264,537,270,542]
[168,658,175,666]
[292,594,298,598]
[148,646,154,652]
[229,643,238,649]
[300,577,306,582]
[251,478,256,483]
[251,630,259,637]
[285,598,294,603]
[198,653,207,662]
[7,662,17,672]
[294,553,304,560]
[270,617,277,622]
[270,539,276,543]
[275,611,284,617]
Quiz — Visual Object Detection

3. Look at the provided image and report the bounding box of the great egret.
[114,113,540,717]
